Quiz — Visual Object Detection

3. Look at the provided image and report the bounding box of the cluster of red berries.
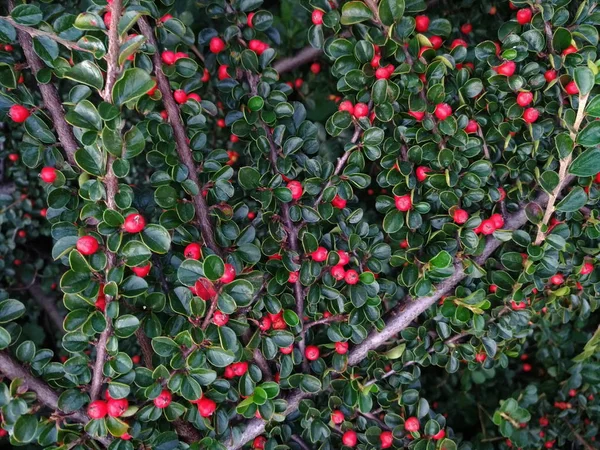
[160,50,189,65]
[329,250,360,285]
[173,89,201,104]
[338,100,369,119]
[223,361,248,378]
[258,310,288,332]
[473,213,504,235]
[87,391,129,420]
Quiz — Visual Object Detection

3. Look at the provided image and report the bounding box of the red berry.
[565,81,579,95]
[331,410,344,424]
[287,180,303,200]
[77,236,99,255]
[432,429,446,440]
[517,91,534,107]
[562,45,577,56]
[154,390,172,408]
[123,213,145,233]
[201,68,210,82]
[40,208,47,217]
[539,417,549,427]
[173,89,187,104]
[218,65,230,80]
[480,219,496,235]
[375,66,392,79]
[107,398,129,418]
[434,103,452,120]
[310,62,321,74]
[380,431,393,449]
[9,104,30,123]
[103,11,112,29]
[342,430,357,447]
[461,23,473,34]
[288,271,299,283]
[88,400,108,419]
[258,316,272,331]
[511,300,527,310]
[344,269,359,285]
[335,341,349,354]
[312,9,324,25]
[280,344,293,354]
[464,119,478,133]
[213,310,229,326]
[159,13,173,22]
[332,194,347,209]
[147,82,158,96]
[415,15,430,32]
[516,8,533,25]
[495,61,516,76]
[354,102,369,118]
[247,12,255,28]
[453,209,469,224]
[161,51,176,65]
[395,194,412,211]
[405,416,420,432]
[475,352,487,363]
[550,274,564,285]
[249,39,268,55]
[305,345,320,361]
[220,264,236,284]
[311,246,328,262]
[337,250,350,265]
[132,263,151,278]
[580,262,594,275]
[450,39,468,49]
[40,167,57,183]
[184,243,202,260]
[209,37,225,53]
[523,107,539,123]
[7,153,18,162]
[338,101,354,115]
[409,110,426,121]
[544,69,557,82]
[331,265,346,281]
[430,36,443,49]
[490,213,504,229]
[197,396,217,417]
[370,54,381,68]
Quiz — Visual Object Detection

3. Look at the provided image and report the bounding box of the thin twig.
[138,17,223,257]
[290,434,311,450]
[565,420,595,450]
[273,47,322,74]
[253,348,273,381]
[29,284,64,333]
[135,328,154,370]
[303,314,347,331]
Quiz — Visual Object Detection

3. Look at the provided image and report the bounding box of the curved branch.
[138,17,222,257]
[273,47,322,74]
[28,284,64,334]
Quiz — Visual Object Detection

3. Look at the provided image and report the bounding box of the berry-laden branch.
[0,351,111,447]
[225,174,578,450]
[273,47,322,74]
[8,1,79,166]
[138,17,223,258]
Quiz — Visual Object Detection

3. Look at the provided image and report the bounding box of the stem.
[534,92,589,245]
[273,47,322,74]
[138,17,223,257]
[303,314,347,331]
[8,2,79,166]
[565,420,595,450]
[28,284,64,334]
[252,348,273,381]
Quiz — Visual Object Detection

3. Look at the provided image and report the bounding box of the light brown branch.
[138,17,222,257]
[303,314,347,331]
[273,47,322,74]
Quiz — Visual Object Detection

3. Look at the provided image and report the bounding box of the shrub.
[0,0,599,449]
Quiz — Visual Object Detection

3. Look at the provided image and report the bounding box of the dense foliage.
[1,0,600,449]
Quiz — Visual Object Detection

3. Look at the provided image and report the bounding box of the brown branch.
[565,420,595,450]
[290,434,311,450]
[138,17,222,257]
[273,47,322,74]
[201,296,218,330]
[135,328,154,370]
[0,351,111,446]
[303,314,347,331]
[29,284,64,334]
[9,2,78,166]
[252,348,273,381]
[364,0,390,36]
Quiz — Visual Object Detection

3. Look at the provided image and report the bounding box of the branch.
[135,328,154,370]
[28,284,64,334]
[565,420,595,450]
[138,17,222,257]
[0,351,111,447]
[273,47,322,74]
[303,314,347,331]
[9,2,79,166]
[252,348,273,381]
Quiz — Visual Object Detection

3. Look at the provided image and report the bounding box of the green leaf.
[0,299,25,323]
[112,68,155,106]
[65,61,104,90]
[378,0,405,26]
[11,5,42,26]
[570,148,600,177]
[238,167,261,190]
[556,186,587,212]
[576,121,600,147]
[141,224,172,254]
[13,414,38,443]
[340,1,374,25]
[0,19,17,42]
[574,67,594,95]
[203,255,224,281]
[113,314,140,338]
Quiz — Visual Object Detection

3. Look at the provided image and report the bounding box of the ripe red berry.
[88,400,108,419]
[539,417,549,427]
[430,36,443,49]
[305,345,320,361]
[312,9,324,25]
[103,11,112,29]
[337,250,350,265]
[432,429,446,440]
[516,8,533,25]
[197,397,217,417]
[342,430,357,447]
[201,68,210,82]
[213,310,229,326]
[332,194,347,209]
[310,62,321,74]
[132,264,151,277]
[220,263,236,283]
[154,390,172,408]
[280,344,293,354]
[77,236,99,256]
[8,153,18,162]
[335,341,349,354]
[464,119,478,133]
[249,39,268,55]
[161,51,176,65]
[580,262,594,275]
[461,23,473,34]
[490,213,504,229]
[173,89,187,104]
[331,265,346,281]
[288,271,299,283]
[311,246,328,262]
[331,410,344,424]
[453,209,469,224]
[353,102,369,118]
[338,100,354,115]
[562,45,577,56]
[159,13,173,22]
[9,104,30,123]
[218,65,230,80]
[550,274,564,285]
[475,352,487,363]
[405,416,420,432]
[258,316,272,331]
[523,107,539,123]
[565,81,579,95]
[344,269,359,285]
[395,194,412,211]
[380,431,393,449]
[40,167,57,183]
[434,103,452,120]
[495,61,516,76]
[287,180,303,200]
[489,284,498,293]
[450,39,468,49]
[370,54,381,68]
[107,398,129,418]
[409,110,426,121]
[247,12,255,28]
[517,91,534,107]
[209,37,225,53]
[415,15,430,32]
[123,213,145,233]
[375,66,392,79]
[184,243,202,259]
[544,69,557,82]
[480,219,496,235]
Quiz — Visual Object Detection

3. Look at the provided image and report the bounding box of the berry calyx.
[154,390,172,409]
[434,103,452,120]
[77,236,99,256]
[517,91,534,107]
[9,104,30,123]
[305,345,320,361]
[184,243,202,260]
[395,194,412,212]
[311,246,328,262]
[123,213,146,233]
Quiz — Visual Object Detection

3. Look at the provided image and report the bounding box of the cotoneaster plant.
[0,0,599,450]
